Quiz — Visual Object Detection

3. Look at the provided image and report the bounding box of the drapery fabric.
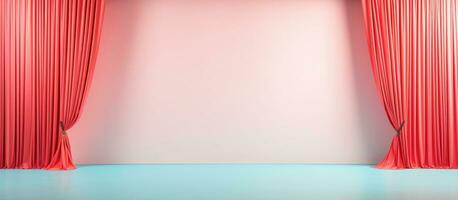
[362,0,458,169]
[0,0,105,170]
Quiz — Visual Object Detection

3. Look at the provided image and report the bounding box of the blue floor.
[1,164,458,200]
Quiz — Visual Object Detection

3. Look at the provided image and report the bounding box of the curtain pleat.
[0,0,105,170]
[362,0,458,169]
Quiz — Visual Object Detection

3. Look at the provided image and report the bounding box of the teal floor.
[1,164,458,200]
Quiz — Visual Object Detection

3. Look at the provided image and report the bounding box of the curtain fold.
[362,0,458,169]
[0,0,105,170]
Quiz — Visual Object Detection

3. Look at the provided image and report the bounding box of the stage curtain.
[362,0,458,168]
[0,0,105,170]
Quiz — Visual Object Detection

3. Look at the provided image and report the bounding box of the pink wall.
[70,0,393,164]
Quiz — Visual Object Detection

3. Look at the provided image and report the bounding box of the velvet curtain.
[362,0,458,169]
[0,0,105,170]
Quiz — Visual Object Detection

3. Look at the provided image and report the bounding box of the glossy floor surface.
[1,164,458,200]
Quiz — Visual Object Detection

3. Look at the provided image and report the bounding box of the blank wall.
[71,0,393,164]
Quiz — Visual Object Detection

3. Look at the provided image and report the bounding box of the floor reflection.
[1,165,458,200]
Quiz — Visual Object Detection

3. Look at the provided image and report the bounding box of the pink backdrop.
[70,0,392,164]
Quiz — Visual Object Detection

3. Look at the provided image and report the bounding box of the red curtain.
[362,0,458,169]
[0,0,105,170]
